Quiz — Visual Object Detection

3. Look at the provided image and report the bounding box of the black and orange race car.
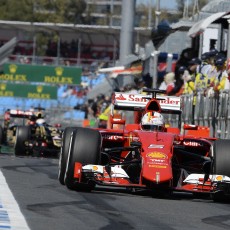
[59,89,230,202]
[0,108,62,157]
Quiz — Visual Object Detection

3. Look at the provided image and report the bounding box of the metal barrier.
[180,91,230,139]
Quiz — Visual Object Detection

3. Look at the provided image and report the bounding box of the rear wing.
[112,92,181,114]
[9,109,34,118]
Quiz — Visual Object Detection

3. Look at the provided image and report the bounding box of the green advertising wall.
[0,82,57,99]
[1,63,82,85]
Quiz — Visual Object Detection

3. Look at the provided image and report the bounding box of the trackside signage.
[0,82,57,99]
[113,92,181,112]
[1,64,82,85]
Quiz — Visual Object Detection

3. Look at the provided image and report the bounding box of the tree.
[176,0,209,19]
[0,0,33,21]
[0,0,86,23]
[136,3,181,27]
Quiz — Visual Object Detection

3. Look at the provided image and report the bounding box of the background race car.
[0,108,62,157]
[0,109,34,147]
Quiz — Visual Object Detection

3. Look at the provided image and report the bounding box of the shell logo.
[215,175,223,181]
[93,166,98,171]
[147,152,167,159]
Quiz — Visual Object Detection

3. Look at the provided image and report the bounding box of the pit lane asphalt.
[0,152,230,230]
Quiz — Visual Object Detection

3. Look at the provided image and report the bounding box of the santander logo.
[115,93,180,107]
[115,94,126,100]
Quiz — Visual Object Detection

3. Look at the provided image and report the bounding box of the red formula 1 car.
[59,89,230,202]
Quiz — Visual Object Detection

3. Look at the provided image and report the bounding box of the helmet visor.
[142,125,164,131]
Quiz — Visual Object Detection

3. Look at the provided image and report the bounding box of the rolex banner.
[0,82,57,99]
[1,63,82,85]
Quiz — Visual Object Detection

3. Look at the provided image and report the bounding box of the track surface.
[0,153,230,230]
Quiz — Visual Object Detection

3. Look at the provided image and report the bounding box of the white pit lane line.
[0,170,30,230]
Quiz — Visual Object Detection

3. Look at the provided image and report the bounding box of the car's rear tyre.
[58,127,78,185]
[14,126,31,156]
[65,128,101,191]
[213,139,230,176]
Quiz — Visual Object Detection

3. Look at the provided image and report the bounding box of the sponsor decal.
[150,159,166,163]
[27,82,54,99]
[102,134,124,141]
[115,93,150,102]
[0,83,14,96]
[115,94,126,100]
[148,144,164,148]
[183,140,201,147]
[158,97,180,105]
[149,165,167,168]
[147,152,167,159]
[128,94,149,102]
[93,166,98,171]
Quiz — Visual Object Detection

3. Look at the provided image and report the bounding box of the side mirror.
[130,141,141,148]
[183,124,198,130]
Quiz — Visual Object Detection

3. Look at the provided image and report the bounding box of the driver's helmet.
[36,118,46,125]
[35,111,44,119]
[141,112,165,131]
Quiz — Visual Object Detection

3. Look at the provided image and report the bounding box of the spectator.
[188,57,209,93]
[200,52,217,88]
[182,70,195,95]
[213,56,229,92]
[167,66,185,96]
[159,72,175,94]
[134,77,146,93]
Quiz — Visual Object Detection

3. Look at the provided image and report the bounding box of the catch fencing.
[181,91,230,139]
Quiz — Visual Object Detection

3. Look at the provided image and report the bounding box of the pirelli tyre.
[65,128,101,191]
[58,127,78,185]
[213,139,230,176]
[14,126,31,156]
[212,139,230,202]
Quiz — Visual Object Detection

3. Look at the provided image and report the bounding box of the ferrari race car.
[2,109,62,157]
[59,89,230,202]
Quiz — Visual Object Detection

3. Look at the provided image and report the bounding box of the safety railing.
[180,91,230,139]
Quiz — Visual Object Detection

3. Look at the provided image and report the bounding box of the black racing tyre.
[58,127,78,185]
[65,128,101,191]
[213,139,230,177]
[14,126,31,156]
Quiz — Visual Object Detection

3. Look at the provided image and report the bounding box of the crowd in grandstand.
[82,48,230,128]
[159,49,230,97]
